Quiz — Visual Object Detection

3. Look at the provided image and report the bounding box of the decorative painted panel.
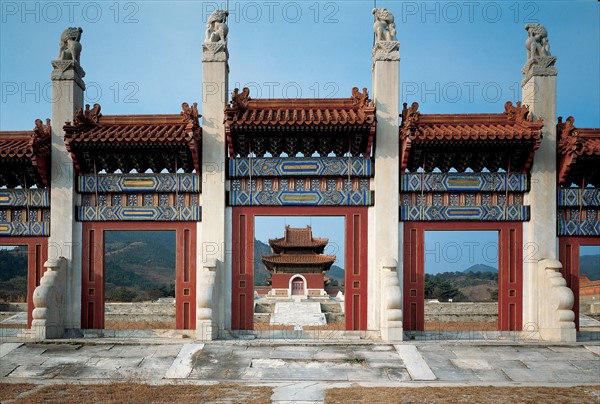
[400,205,529,221]
[229,190,373,206]
[78,174,200,193]
[401,173,528,192]
[229,157,373,178]
[78,206,201,221]
[558,219,600,236]
[0,189,50,207]
[0,222,49,236]
[558,188,600,207]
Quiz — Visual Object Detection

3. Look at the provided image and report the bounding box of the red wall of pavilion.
[271,273,324,289]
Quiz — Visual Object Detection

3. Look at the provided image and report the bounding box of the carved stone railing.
[197,258,217,340]
[381,257,403,341]
[537,259,576,342]
[31,258,67,339]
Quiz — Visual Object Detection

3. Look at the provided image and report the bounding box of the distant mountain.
[580,254,600,281]
[463,264,497,273]
[327,265,344,285]
[253,239,273,286]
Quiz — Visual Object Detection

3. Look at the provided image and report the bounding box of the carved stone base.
[51,60,86,89]
[202,42,229,62]
[372,41,400,62]
[521,56,557,85]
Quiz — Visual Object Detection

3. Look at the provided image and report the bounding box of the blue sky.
[1,1,598,274]
[1,1,598,129]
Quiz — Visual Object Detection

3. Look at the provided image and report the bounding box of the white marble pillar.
[520,23,560,336]
[48,30,85,334]
[198,10,230,339]
[369,8,401,337]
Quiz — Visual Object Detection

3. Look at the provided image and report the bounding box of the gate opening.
[0,246,28,330]
[253,216,345,331]
[103,231,176,329]
[579,245,600,331]
[424,231,499,333]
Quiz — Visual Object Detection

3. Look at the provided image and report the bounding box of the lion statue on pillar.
[525,23,551,60]
[57,27,83,63]
[205,10,229,43]
[373,8,397,42]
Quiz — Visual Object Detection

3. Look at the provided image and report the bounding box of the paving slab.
[395,345,436,381]
[0,342,23,358]
[166,343,204,378]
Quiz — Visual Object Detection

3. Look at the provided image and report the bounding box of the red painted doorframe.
[0,236,48,327]
[559,236,600,331]
[81,222,196,330]
[231,206,368,330]
[403,222,523,331]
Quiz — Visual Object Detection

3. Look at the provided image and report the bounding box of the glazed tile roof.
[400,102,543,173]
[557,116,600,187]
[0,121,51,187]
[64,104,201,173]
[261,253,336,273]
[269,226,328,254]
[225,88,376,158]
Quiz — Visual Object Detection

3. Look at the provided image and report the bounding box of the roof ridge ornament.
[203,10,229,62]
[181,102,201,128]
[504,101,541,124]
[65,103,102,131]
[33,118,51,137]
[372,8,400,62]
[521,23,557,85]
[230,87,251,111]
[351,87,372,110]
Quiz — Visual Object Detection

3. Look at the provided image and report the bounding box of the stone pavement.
[0,339,599,403]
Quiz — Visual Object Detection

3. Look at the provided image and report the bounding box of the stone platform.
[270,301,327,329]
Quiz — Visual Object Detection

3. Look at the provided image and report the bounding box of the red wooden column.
[81,223,104,329]
[231,209,254,330]
[344,209,368,330]
[402,223,424,331]
[497,223,523,331]
[175,225,197,330]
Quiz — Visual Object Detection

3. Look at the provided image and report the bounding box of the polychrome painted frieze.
[229,157,372,178]
[401,173,528,192]
[0,221,49,236]
[229,190,373,206]
[400,205,529,221]
[77,206,201,221]
[0,189,50,207]
[557,188,600,207]
[78,174,200,193]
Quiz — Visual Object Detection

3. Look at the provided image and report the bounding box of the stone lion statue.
[525,23,551,60]
[205,10,229,43]
[57,27,83,63]
[373,8,397,42]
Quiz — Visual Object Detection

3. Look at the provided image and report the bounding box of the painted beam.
[400,173,529,192]
[78,174,200,193]
[229,190,373,206]
[558,219,600,236]
[0,189,50,207]
[0,222,49,236]
[229,157,373,178]
[557,188,600,207]
[77,206,201,221]
[399,205,530,221]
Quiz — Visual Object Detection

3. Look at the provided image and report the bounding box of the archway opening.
[103,230,177,330]
[0,245,28,331]
[423,230,499,333]
[253,215,345,332]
